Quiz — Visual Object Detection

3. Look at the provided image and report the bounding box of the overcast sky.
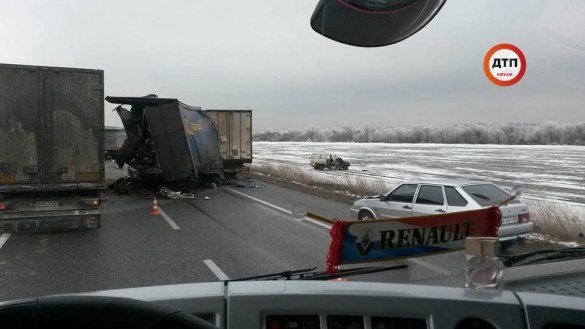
[1,0,584,130]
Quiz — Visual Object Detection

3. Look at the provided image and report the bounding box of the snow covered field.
[253,142,585,210]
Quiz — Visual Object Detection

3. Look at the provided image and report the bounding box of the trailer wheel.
[342,165,349,170]
[317,164,325,170]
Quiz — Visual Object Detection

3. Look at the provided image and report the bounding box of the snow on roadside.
[250,161,585,245]
[527,233,582,248]
[253,141,585,208]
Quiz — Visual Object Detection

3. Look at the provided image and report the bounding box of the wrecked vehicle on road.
[107,96,224,184]
[310,153,350,170]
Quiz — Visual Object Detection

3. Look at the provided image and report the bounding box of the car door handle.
[403,205,412,209]
[435,209,446,213]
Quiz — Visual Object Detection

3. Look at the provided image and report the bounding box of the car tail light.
[519,213,531,223]
[0,203,12,211]
[80,199,100,207]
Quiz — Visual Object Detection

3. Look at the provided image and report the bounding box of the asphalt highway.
[0,179,478,302]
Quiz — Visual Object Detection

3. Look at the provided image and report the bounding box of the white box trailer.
[203,110,252,174]
[104,126,126,159]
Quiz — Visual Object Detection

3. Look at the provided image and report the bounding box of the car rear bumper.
[498,222,534,241]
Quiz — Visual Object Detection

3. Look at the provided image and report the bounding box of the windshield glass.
[0,0,584,303]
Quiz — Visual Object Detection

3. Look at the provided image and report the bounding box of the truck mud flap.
[0,215,100,234]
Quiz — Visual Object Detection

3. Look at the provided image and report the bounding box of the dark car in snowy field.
[310,153,350,170]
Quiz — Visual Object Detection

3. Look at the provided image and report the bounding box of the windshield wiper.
[230,267,318,281]
[230,264,407,281]
[501,247,585,267]
[300,264,407,280]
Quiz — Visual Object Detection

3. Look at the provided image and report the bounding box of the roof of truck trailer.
[106,96,177,106]
[105,96,201,111]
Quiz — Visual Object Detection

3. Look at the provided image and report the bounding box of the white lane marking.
[226,188,291,213]
[225,188,451,269]
[301,215,332,229]
[408,258,453,276]
[254,203,294,219]
[158,207,180,230]
[203,259,230,281]
[0,234,11,251]
[225,188,332,229]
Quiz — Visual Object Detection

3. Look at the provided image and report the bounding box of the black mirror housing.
[311,0,447,47]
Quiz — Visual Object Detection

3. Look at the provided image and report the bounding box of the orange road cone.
[151,196,160,215]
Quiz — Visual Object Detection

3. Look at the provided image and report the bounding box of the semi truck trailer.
[0,63,104,233]
[104,126,126,159]
[203,110,252,174]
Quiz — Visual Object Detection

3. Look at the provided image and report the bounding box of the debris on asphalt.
[156,186,197,200]
[179,192,195,199]
[292,204,308,219]
[107,159,231,200]
[158,186,181,200]
[233,178,260,188]
[109,177,138,195]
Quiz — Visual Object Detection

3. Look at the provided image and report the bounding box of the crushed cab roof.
[105,96,201,111]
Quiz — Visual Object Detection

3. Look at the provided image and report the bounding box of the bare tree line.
[254,122,585,145]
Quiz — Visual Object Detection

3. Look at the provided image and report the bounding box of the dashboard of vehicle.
[68,278,585,329]
[2,259,584,329]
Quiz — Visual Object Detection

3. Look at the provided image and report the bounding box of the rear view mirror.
[310,0,447,47]
[379,194,386,201]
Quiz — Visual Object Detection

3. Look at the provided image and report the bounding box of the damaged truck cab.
[107,96,225,183]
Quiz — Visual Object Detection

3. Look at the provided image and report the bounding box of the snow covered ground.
[253,142,585,210]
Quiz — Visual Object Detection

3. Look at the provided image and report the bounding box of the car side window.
[445,187,468,207]
[415,185,444,205]
[386,184,418,203]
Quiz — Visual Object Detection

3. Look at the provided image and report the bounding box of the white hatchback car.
[350,180,533,247]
